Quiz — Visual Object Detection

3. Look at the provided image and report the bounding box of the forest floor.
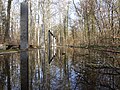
[0,45,120,55]
[0,49,19,55]
[0,48,41,55]
[67,45,120,53]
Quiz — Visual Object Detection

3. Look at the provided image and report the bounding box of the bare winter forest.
[0,0,120,90]
[0,0,119,49]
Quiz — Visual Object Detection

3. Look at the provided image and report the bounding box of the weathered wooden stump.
[20,2,28,50]
[20,2,29,89]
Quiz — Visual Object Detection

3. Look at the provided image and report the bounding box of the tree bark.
[118,0,120,33]
[4,0,12,44]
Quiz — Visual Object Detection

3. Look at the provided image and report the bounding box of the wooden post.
[20,2,28,50]
[48,30,57,64]
[48,30,51,63]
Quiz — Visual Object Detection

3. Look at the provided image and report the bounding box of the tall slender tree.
[4,0,12,44]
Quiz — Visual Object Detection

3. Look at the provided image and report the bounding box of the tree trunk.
[118,0,120,33]
[4,0,12,44]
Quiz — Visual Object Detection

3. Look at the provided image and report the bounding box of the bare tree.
[4,0,13,44]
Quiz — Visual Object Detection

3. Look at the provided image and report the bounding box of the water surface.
[0,47,120,90]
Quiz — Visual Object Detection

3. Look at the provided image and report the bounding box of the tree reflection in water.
[20,51,29,90]
[0,47,120,90]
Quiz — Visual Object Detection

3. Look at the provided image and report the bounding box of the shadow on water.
[0,47,120,90]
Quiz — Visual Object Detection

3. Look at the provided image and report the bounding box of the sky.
[11,0,79,26]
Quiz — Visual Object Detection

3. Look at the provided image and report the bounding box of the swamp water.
[0,47,120,90]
